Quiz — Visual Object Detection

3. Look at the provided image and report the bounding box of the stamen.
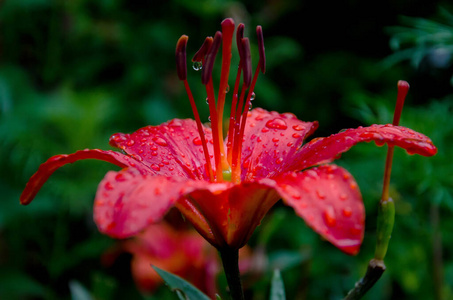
[202,31,222,85]
[192,37,213,64]
[175,35,214,181]
[240,38,252,87]
[202,32,224,181]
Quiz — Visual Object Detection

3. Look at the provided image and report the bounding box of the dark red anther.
[256,26,266,74]
[240,38,252,87]
[236,24,245,61]
[175,35,188,80]
[192,36,214,63]
[202,31,222,85]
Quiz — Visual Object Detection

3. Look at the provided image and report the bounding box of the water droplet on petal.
[265,118,288,130]
[272,137,280,142]
[316,189,326,200]
[104,182,114,190]
[342,207,353,217]
[153,137,168,147]
[276,157,284,164]
[324,206,337,227]
[193,137,202,146]
[126,139,135,146]
[192,61,203,71]
[292,124,305,131]
[292,133,301,138]
[339,193,348,201]
[151,164,160,171]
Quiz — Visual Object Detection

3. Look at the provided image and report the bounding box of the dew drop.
[151,164,161,171]
[265,118,288,130]
[192,61,203,71]
[339,193,348,201]
[316,189,326,200]
[292,124,305,131]
[342,207,353,217]
[292,133,301,138]
[206,97,209,104]
[193,137,203,146]
[151,151,158,156]
[104,182,114,191]
[115,173,127,182]
[250,92,256,101]
[272,137,280,142]
[126,139,135,146]
[324,206,337,227]
[276,157,284,164]
[153,137,168,147]
[261,127,269,133]
[225,85,230,93]
[208,116,211,122]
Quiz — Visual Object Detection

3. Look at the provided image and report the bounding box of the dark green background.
[1,0,452,299]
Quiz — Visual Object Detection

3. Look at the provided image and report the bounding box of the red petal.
[239,108,318,180]
[94,168,188,238]
[109,119,214,180]
[274,165,365,255]
[187,181,280,248]
[295,124,437,170]
[20,149,148,205]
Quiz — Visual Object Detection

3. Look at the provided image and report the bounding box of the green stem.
[219,248,244,300]
[343,259,386,300]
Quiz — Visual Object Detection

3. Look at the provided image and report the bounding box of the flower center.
[175,19,266,183]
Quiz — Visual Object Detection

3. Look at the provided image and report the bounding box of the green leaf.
[152,265,210,300]
[270,269,286,300]
[69,280,93,300]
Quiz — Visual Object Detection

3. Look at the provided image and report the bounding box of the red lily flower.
[103,220,218,295]
[20,19,436,256]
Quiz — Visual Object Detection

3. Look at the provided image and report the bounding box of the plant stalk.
[219,248,244,300]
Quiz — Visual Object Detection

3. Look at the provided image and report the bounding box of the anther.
[240,38,252,87]
[192,36,213,63]
[202,31,222,85]
[256,25,266,74]
[236,24,245,60]
[175,35,188,80]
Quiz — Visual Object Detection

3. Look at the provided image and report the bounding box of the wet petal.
[20,149,149,205]
[94,168,192,238]
[295,124,437,170]
[239,108,318,180]
[109,119,215,180]
[188,181,280,248]
[274,165,365,255]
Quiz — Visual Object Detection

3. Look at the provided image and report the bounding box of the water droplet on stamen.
[192,61,203,71]
[250,92,256,101]
[225,85,230,93]
[206,97,209,104]
[208,116,211,122]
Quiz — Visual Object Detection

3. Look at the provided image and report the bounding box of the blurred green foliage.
[1,0,452,299]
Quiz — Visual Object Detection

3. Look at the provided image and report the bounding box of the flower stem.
[219,248,244,300]
[343,259,386,300]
